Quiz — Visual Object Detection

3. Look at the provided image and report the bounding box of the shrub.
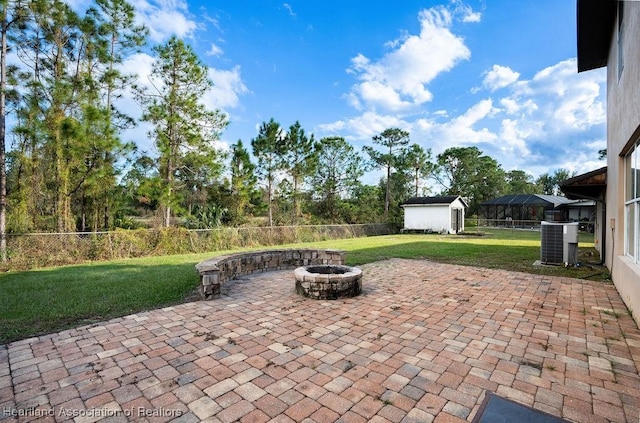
[3,224,394,270]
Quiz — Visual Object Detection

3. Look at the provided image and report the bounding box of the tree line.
[0,0,576,237]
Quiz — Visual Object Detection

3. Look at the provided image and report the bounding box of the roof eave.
[400,195,465,207]
[576,0,616,73]
[560,167,607,201]
[401,203,447,207]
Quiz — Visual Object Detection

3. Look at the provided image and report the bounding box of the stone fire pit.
[294,264,362,299]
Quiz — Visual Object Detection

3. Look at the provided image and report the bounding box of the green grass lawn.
[0,228,608,344]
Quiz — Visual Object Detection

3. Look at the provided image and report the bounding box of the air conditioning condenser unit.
[540,222,579,266]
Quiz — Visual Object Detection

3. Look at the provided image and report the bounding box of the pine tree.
[364,128,410,220]
[311,136,364,222]
[82,0,147,229]
[0,0,28,257]
[280,121,317,224]
[136,36,227,227]
[404,143,434,197]
[14,0,82,232]
[229,140,256,225]
[251,119,282,227]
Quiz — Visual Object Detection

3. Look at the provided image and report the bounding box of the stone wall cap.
[196,248,346,273]
[195,263,219,272]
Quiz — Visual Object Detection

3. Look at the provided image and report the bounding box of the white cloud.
[413,103,498,155]
[497,118,540,157]
[317,112,409,142]
[453,1,482,22]
[491,60,604,169]
[355,80,412,111]
[202,14,222,32]
[426,99,499,150]
[479,59,605,172]
[499,97,538,115]
[346,4,473,112]
[482,65,520,91]
[131,0,197,42]
[283,3,296,17]
[206,66,250,110]
[450,98,497,129]
[207,43,224,57]
[65,0,91,10]
[121,53,155,92]
[505,59,606,133]
[320,2,604,181]
[462,10,482,23]
[531,59,605,130]
[119,53,248,113]
[326,56,606,179]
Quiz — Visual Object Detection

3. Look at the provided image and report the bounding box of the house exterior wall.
[595,202,604,256]
[606,1,640,321]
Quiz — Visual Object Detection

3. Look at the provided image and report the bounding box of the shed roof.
[401,196,467,207]
[481,194,574,208]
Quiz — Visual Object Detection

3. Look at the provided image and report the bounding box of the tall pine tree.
[229,140,256,225]
[136,36,227,227]
[280,121,317,225]
[251,119,282,227]
[364,128,410,220]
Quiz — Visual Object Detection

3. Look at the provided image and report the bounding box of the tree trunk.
[101,32,117,231]
[292,176,299,225]
[55,122,73,232]
[385,164,390,219]
[0,15,7,261]
[267,177,273,227]
[165,148,174,228]
[165,204,171,228]
[81,194,86,232]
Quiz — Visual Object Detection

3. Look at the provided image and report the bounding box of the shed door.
[451,208,463,233]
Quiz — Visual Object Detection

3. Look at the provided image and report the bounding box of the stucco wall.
[594,202,604,256]
[606,1,640,321]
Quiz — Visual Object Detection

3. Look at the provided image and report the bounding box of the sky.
[72,0,607,187]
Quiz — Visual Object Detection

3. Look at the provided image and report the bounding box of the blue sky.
[74,0,607,186]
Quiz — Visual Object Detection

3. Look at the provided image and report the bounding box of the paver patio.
[1,258,639,422]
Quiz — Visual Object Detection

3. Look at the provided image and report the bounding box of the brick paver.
[1,258,640,422]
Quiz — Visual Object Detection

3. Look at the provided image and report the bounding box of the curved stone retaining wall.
[195,249,346,299]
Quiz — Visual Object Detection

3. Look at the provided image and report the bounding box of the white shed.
[400,196,467,234]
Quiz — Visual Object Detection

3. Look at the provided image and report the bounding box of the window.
[617,1,624,81]
[625,142,640,262]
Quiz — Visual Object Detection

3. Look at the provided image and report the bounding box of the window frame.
[625,141,640,263]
